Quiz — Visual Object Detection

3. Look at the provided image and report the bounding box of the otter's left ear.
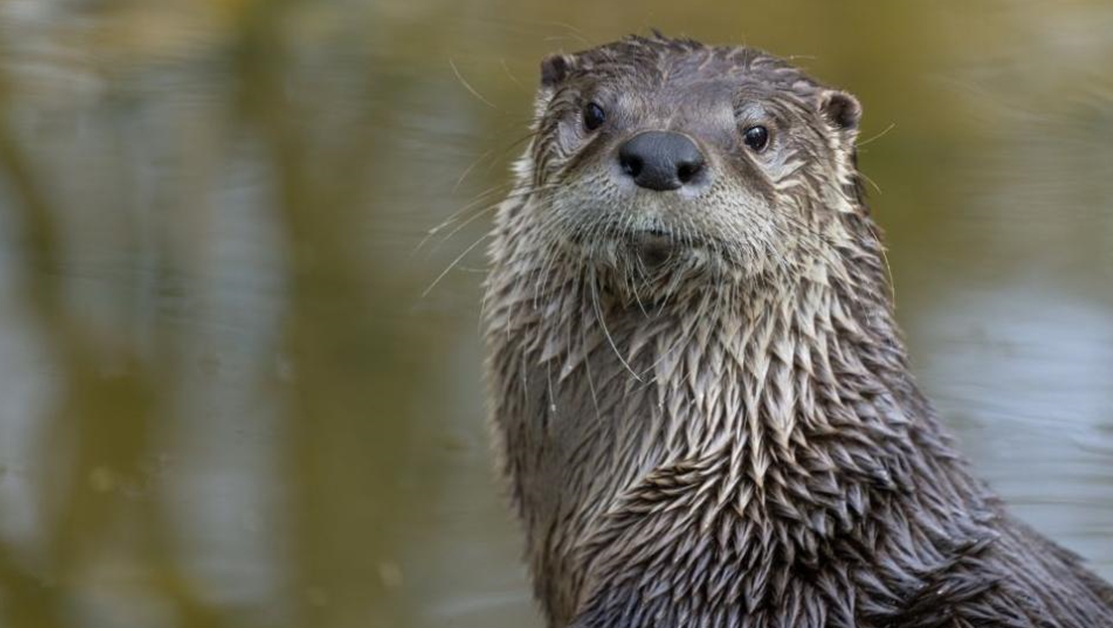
[819,90,866,211]
[819,90,862,132]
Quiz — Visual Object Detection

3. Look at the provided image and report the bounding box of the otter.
[481,34,1113,628]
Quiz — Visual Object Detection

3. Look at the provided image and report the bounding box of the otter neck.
[488,250,927,533]
[528,260,916,480]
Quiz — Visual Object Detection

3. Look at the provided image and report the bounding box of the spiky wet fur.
[482,35,1113,628]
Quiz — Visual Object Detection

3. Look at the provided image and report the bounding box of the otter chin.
[628,228,675,269]
[482,34,1113,628]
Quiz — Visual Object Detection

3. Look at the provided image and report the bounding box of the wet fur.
[482,35,1113,628]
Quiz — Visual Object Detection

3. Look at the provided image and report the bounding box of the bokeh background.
[0,0,1111,627]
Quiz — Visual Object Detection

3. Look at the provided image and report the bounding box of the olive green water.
[0,1,1111,627]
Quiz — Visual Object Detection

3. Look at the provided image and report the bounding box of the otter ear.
[819,90,867,211]
[819,90,862,132]
[540,53,575,88]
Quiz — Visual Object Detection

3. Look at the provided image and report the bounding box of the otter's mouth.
[628,228,678,270]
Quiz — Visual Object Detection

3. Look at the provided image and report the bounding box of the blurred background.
[0,0,1110,626]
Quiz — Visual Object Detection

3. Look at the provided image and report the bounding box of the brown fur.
[482,34,1113,628]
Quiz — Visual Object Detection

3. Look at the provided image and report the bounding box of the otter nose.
[618,131,706,191]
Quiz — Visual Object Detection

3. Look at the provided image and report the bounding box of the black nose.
[617,131,706,191]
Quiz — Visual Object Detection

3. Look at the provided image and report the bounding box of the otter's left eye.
[743,125,769,152]
[583,102,606,131]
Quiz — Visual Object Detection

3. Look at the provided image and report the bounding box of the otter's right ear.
[540,53,575,88]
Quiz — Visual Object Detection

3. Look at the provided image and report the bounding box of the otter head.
[514,35,869,304]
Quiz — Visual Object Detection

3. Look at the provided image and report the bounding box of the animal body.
[482,34,1113,628]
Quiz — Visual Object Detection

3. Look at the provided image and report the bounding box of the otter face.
[523,36,864,292]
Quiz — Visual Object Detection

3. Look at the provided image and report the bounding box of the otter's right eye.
[583,102,606,131]
[743,125,769,152]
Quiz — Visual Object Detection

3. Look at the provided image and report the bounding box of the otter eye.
[583,102,606,131]
[742,125,769,152]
